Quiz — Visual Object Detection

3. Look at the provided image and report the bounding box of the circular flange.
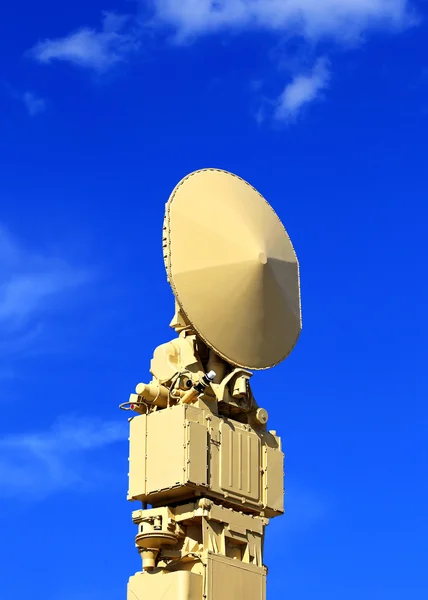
[163,168,301,370]
[255,408,269,425]
[135,531,178,549]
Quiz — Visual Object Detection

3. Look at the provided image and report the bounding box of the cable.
[163,552,206,571]
[119,400,149,413]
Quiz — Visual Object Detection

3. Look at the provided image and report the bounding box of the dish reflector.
[163,169,301,370]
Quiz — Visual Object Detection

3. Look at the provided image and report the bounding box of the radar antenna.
[122,168,302,600]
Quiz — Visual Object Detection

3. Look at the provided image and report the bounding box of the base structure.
[128,499,267,600]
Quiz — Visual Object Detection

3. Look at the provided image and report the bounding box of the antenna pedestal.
[125,335,284,600]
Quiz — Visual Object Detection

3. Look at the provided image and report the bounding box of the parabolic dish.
[163,169,301,370]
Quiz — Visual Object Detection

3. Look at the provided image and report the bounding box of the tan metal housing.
[123,169,301,600]
[128,403,283,518]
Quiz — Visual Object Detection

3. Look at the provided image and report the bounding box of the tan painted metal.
[163,169,302,370]
[128,403,283,517]
[122,168,302,600]
[128,499,267,600]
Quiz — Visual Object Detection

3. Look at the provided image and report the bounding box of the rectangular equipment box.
[127,555,266,600]
[207,554,266,600]
[128,404,283,517]
[128,570,202,600]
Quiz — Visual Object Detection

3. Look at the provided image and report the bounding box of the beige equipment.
[121,169,301,600]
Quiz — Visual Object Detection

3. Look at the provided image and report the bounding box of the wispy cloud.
[274,57,330,122]
[22,91,47,116]
[27,1,416,120]
[30,12,140,72]
[0,224,89,359]
[152,0,414,41]
[0,415,126,499]
[151,0,414,121]
[1,83,47,117]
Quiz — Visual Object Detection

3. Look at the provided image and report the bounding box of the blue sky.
[1,1,427,598]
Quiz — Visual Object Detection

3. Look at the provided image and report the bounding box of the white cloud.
[22,91,47,116]
[27,1,415,121]
[1,83,48,117]
[0,415,126,499]
[0,224,89,358]
[275,57,330,121]
[151,0,414,121]
[152,0,413,41]
[30,12,140,72]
